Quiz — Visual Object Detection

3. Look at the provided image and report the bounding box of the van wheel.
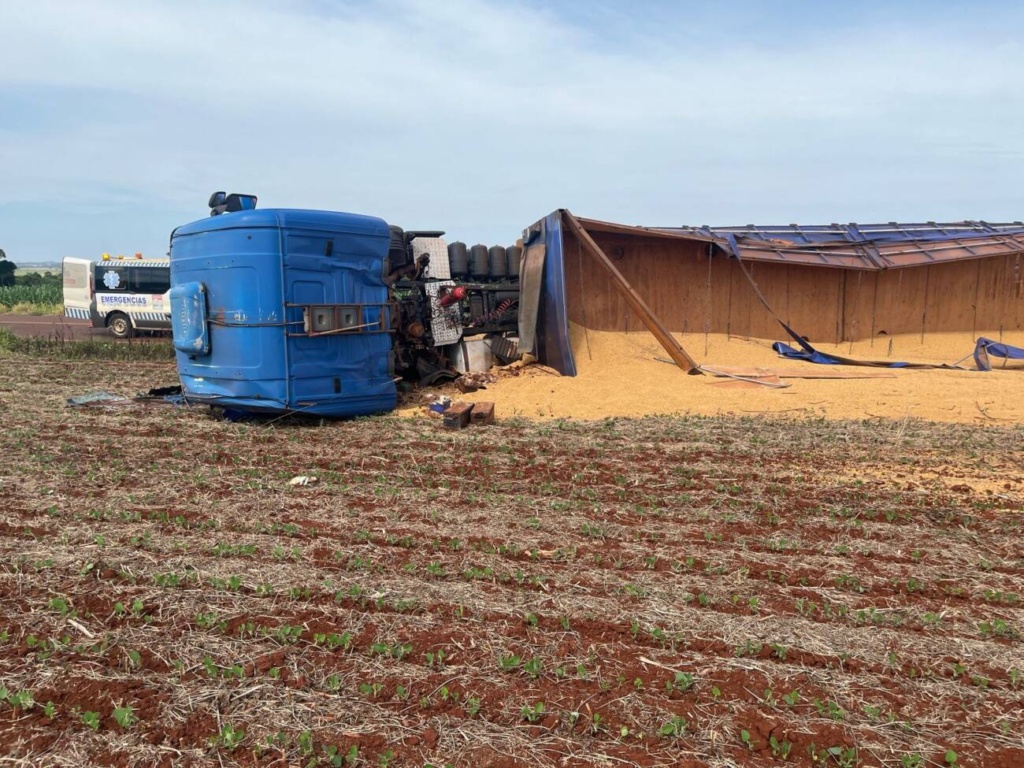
[107,312,133,339]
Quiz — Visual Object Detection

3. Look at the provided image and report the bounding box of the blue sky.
[1,0,1022,262]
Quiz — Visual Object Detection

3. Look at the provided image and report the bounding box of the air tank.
[488,245,507,280]
[448,241,469,278]
[469,244,489,280]
[505,245,522,281]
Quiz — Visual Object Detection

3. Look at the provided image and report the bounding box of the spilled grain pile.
[407,325,1024,423]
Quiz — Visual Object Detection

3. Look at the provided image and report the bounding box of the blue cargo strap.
[724,234,965,370]
[973,338,1024,371]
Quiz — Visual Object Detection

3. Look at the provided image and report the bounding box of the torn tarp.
[772,340,963,370]
[973,338,1024,371]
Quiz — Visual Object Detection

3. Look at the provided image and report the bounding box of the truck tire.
[107,312,133,339]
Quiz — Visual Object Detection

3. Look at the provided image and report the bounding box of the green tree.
[0,249,15,287]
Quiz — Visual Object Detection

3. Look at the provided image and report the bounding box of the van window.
[95,266,128,291]
[133,268,171,294]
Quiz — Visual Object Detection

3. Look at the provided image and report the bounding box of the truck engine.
[385,226,521,382]
[199,191,524,385]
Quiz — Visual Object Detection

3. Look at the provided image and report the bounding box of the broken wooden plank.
[710,377,789,389]
[704,370,790,389]
[654,358,898,379]
[703,365,898,380]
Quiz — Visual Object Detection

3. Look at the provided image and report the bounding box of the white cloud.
[0,0,1022,259]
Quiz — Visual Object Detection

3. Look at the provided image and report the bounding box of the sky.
[1,0,1023,263]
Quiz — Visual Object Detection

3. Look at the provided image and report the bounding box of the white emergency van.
[62,255,171,338]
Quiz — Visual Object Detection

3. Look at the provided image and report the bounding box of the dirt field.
[1,352,1022,767]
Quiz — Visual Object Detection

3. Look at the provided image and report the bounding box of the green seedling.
[4,689,34,710]
[666,671,695,693]
[113,704,136,728]
[499,654,521,671]
[521,701,545,723]
[658,715,687,738]
[770,735,792,758]
[214,722,245,751]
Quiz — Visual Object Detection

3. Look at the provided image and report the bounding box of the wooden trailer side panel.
[563,228,1024,345]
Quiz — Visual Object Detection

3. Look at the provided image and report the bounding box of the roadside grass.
[0,328,174,361]
[0,301,64,315]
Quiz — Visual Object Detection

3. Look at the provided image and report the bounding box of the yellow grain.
[414,325,1024,423]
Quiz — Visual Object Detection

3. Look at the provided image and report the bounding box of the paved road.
[0,314,106,340]
[0,314,171,341]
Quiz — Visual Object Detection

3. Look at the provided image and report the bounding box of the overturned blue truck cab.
[168,193,530,418]
[170,204,397,417]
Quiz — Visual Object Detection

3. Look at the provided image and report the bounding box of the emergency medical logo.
[103,270,121,290]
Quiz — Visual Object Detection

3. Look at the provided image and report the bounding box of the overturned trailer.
[523,211,1024,375]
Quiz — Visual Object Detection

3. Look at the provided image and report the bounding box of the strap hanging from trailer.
[723,234,965,370]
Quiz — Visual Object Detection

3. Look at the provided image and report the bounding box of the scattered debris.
[66,391,131,408]
[974,337,1024,371]
[701,366,790,389]
[456,371,496,393]
[422,393,452,415]
[490,335,521,364]
[442,402,474,430]
[135,384,187,406]
[470,401,496,425]
[664,361,899,380]
[501,353,562,377]
[68,387,190,409]
[138,385,184,398]
[440,401,496,428]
